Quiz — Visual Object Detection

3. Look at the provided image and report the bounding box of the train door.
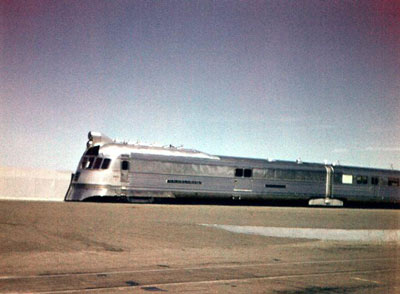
[370,176,382,201]
[325,166,333,199]
[233,168,253,193]
[120,158,130,186]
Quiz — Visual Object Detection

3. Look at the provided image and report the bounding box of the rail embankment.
[0,166,72,201]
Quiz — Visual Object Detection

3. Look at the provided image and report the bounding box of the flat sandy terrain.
[0,200,399,293]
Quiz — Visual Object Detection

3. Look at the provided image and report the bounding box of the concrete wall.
[0,167,72,201]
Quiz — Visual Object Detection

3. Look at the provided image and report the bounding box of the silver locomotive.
[65,132,400,206]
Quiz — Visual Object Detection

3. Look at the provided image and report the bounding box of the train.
[64,132,400,206]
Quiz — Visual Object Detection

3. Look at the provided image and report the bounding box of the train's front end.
[64,132,120,201]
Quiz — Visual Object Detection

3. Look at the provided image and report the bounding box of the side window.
[235,168,243,177]
[371,177,379,185]
[244,169,253,178]
[235,168,252,178]
[342,174,353,184]
[101,159,111,169]
[388,178,399,187]
[356,175,368,185]
[121,160,130,171]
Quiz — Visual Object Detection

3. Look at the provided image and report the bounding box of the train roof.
[87,131,400,174]
[100,143,220,160]
[87,131,220,160]
[216,155,326,170]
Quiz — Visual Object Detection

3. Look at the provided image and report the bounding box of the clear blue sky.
[1,0,399,171]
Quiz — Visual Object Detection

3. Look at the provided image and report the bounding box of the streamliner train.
[64,132,400,206]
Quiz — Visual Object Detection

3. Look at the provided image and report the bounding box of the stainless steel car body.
[65,132,400,206]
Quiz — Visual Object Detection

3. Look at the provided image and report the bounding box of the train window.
[81,157,89,169]
[121,161,129,171]
[101,158,111,169]
[342,174,353,184]
[85,146,99,156]
[93,158,102,169]
[235,168,243,177]
[388,178,399,187]
[87,157,95,169]
[371,177,379,185]
[356,175,368,185]
[235,168,253,178]
[244,169,253,178]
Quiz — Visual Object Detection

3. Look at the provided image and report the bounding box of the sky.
[1,0,399,171]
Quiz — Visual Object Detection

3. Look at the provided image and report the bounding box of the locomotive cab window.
[93,157,103,169]
[81,157,89,169]
[101,158,111,169]
[121,160,130,171]
[87,157,95,169]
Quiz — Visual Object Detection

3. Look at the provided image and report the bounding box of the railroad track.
[1,257,398,293]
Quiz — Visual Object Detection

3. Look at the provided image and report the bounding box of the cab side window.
[121,161,129,171]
